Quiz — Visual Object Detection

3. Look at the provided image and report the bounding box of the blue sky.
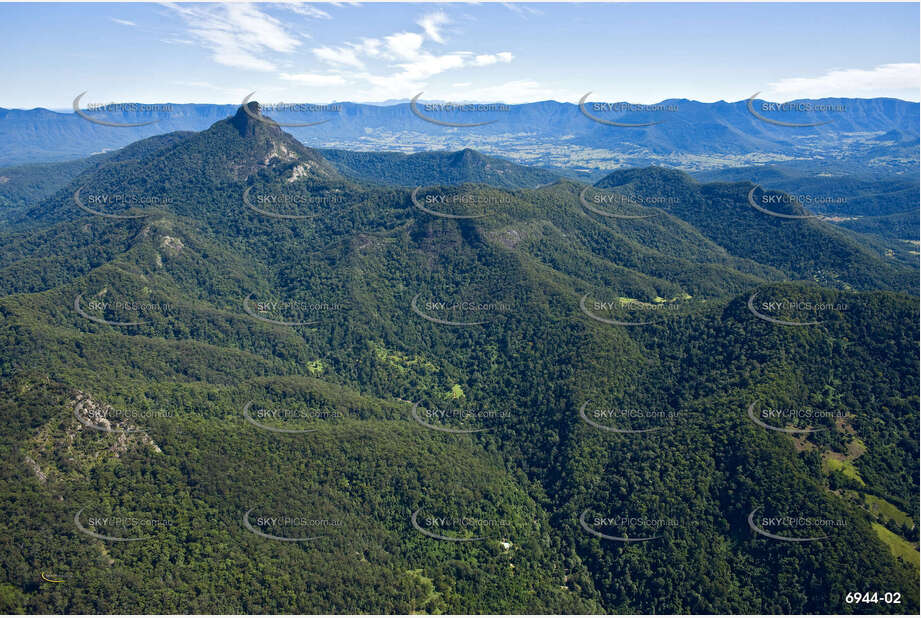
[1,2,918,108]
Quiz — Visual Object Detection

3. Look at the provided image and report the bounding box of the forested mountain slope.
[0,106,916,614]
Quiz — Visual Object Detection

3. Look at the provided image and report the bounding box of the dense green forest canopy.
[0,105,917,614]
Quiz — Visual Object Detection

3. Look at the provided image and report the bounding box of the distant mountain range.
[1,97,917,174]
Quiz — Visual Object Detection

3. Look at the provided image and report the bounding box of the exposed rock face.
[72,394,164,455]
[230,101,266,138]
[159,235,184,256]
[286,162,314,182]
[490,228,522,249]
[24,391,163,485]
[23,455,46,483]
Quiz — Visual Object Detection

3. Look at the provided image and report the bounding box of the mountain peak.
[184,105,342,183]
[231,101,270,138]
[596,166,697,190]
[454,148,483,161]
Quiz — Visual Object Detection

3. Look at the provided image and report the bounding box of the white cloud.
[501,3,543,17]
[166,2,302,72]
[357,38,382,57]
[161,37,196,46]
[384,32,425,60]
[314,45,366,69]
[279,3,332,20]
[764,63,921,100]
[279,72,348,86]
[312,38,381,70]
[396,53,468,82]
[309,14,515,99]
[473,52,513,67]
[110,18,136,27]
[417,11,449,43]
